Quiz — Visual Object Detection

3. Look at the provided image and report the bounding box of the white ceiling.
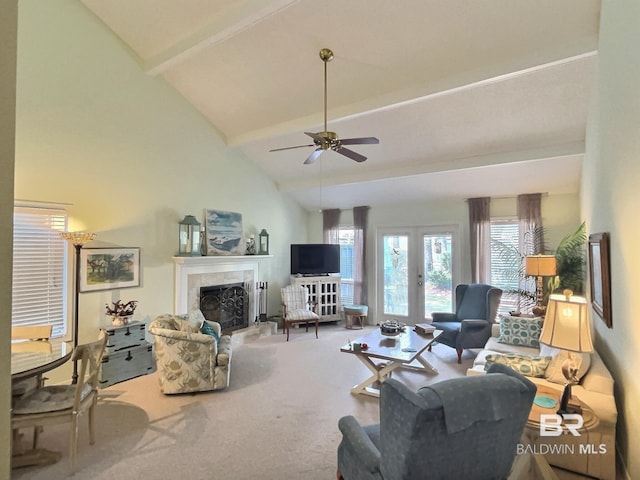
[80,0,601,211]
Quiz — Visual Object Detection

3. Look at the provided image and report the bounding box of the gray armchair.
[337,363,536,480]
[430,283,502,363]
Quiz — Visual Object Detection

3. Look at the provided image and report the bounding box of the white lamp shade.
[540,294,593,352]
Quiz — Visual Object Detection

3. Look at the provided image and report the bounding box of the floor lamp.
[525,254,556,316]
[539,290,593,415]
[60,231,96,384]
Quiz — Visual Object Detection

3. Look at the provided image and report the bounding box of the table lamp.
[539,290,593,415]
[525,254,557,316]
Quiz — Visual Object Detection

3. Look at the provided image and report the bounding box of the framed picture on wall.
[80,247,141,292]
[588,232,612,328]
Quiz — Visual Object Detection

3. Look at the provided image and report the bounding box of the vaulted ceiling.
[80,0,601,211]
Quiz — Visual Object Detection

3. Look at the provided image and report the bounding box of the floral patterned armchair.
[148,311,232,394]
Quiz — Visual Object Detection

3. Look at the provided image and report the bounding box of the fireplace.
[200,283,249,332]
[173,256,261,332]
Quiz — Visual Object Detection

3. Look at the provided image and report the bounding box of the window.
[12,206,68,338]
[489,218,529,316]
[338,227,354,306]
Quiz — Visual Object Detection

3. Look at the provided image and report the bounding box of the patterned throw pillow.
[484,353,552,377]
[200,321,220,344]
[498,315,543,348]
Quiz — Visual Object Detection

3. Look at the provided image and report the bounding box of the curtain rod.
[465,193,548,202]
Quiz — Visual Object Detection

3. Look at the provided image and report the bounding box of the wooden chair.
[11,330,108,473]
[281,285,319,341]
[12,325,53,341]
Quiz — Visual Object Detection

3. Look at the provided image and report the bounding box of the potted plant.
[105,300,138,326]
[492,222,586,313]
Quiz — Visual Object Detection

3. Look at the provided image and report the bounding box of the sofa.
[467,318,617,480]
[148,311,232,394]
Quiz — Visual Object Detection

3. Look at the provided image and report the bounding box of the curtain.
[468,197,491,284]
[322,209,340,244]
[517,193,543,255]
[353,206,370,305]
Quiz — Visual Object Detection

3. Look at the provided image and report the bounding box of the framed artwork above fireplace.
[205,210,244,256]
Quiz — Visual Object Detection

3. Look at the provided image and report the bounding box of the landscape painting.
[205,210,244,256]
[80,247,140,292]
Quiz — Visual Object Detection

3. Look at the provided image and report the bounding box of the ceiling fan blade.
[337,147,367,163]
[269,144,315,152]
[304,148,324,165]
[339,137,380,146]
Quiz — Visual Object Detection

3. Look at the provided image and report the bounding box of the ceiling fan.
[270,48,379,165]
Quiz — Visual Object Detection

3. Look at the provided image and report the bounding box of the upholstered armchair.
[430,283,503,363]
[337,363,536,480]
[148,311,232,394]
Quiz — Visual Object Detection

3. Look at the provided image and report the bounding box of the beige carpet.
[11,324,476,480]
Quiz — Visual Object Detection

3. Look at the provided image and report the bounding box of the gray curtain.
[517,193,543,255]
[468,197,491,284]
[353,206,370,305]
[322,209,341,244]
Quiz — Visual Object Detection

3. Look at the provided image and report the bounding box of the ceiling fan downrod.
[319,48,333,140]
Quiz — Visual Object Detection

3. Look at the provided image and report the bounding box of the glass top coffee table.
[340,328,442,397]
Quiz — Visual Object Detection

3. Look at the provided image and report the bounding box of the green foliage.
[428,269,452,289]
[549,222,587,295]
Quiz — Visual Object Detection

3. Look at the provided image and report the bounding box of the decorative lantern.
[178,215,202,256]
[258,229,269,255]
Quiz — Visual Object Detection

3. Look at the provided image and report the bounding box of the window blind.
[490,219,521,315]
[12,206,68,338]
[339,227,355,306]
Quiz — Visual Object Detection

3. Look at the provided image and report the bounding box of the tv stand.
[291,275,341,322]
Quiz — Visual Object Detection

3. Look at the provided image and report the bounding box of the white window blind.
[490,219,520,316]
[12,206,68,338]
[339,227,354,306]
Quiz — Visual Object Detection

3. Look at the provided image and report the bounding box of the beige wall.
[0,0,17,474]
[14,0,308,384]
[583,0,639,477]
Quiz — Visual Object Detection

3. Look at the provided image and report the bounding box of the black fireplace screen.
[199,283,249,332]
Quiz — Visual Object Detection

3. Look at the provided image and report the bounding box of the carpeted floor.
[12,324,475,479]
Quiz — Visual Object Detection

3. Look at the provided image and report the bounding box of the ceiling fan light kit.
[270,48,379,164]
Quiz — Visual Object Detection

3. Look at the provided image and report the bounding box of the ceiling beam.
[144,0,299,76]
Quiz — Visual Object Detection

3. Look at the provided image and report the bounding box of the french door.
[377,226,460,325]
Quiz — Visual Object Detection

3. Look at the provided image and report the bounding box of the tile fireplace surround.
[173,256,265,322]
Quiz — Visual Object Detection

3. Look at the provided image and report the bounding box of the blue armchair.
[336,363,536,480]
[430,283,502,363]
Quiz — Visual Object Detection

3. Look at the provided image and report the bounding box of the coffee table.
[340,328,442,397]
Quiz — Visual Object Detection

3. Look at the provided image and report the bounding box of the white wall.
[0,0,17,475]
[309,193,581,320]
[14,0,308,383]
[583,0,640,476]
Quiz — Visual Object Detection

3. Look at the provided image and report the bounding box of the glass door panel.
[382,234,409,317]
[422,233,453,318]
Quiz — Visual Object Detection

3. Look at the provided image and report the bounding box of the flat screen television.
[290,243,340,275]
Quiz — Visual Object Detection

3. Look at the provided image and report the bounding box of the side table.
[99,322,155,387]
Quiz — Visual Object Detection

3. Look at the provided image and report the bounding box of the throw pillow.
[540,346,591,385]
[484,353,552,378]
[200,321,220,344]
[498,315,543,348]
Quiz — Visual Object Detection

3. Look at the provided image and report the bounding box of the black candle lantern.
[178,215,202,256]
[258,229,269,255]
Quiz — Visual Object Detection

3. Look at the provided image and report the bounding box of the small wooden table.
[340,328,441,397]
[519,383,599,480]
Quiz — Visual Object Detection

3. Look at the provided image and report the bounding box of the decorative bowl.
[380,320,405,336]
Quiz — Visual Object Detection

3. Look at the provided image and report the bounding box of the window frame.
[12,205,70,340]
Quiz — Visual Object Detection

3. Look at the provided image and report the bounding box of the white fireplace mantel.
[172,255,272,317]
